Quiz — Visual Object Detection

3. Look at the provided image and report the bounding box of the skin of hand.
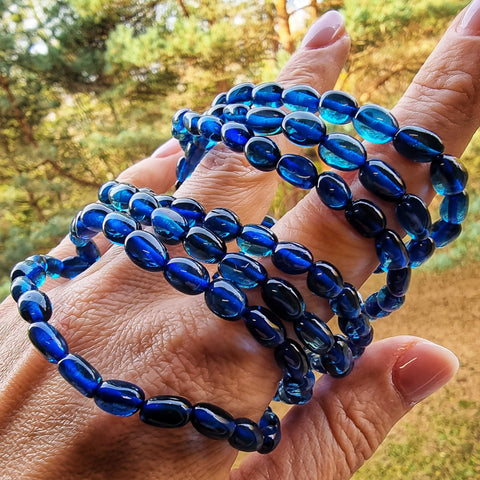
[1,2,480,479]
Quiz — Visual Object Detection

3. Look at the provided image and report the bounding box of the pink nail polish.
[457,0,480,35]
[301,10,346,49]
[151,138,180,158]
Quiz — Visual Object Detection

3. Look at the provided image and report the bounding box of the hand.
[1,4,479,479]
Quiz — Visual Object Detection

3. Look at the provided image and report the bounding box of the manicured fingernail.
[457,0,480,35]
[151,138,180,158]
[393,340,459,406]
[301,10,346,49]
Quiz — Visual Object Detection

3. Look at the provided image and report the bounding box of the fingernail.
[301,10,346,49]
[393,340,459,406]
[151,138,180,158]
[457,0,480,35]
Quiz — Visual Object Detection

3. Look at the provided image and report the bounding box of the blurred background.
[0,0,478,477]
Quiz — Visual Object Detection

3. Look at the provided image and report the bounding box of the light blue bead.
[395,194,431,240]
[218,252,267,288]
[197,115,223,142]
[406,238,436,268]
[17,290,52,323]
[244,137,281,172]
[359,159,406,201]
[221,122,252,152]
[108,183,138,212]
[223,103,249,123]
[171,108,190,136]
[294,312,334,354]
[94,379,145,417]
[440,191,469,224]
[431,219,462,248]
[244,306,286,348]
[430,155,468,195]
[204,278,247,320]
[170,198,205,227]
[58,353,102,397]
[353,104,398,143]
[164,257,210,295]
[393,126,444,163]
[103,212,140,245]
[237,224,277,256]
[45,256,63,278]
[318,133,367,171]
[203,208,242,242]
[272,241,313,274]
[226,83,254,105]
[125,230,168,271]
[282,85,320,112]
[276,154,318,189]
[28,322,69,363]
[375,229,409,270]
[252,82,283,107]
[316,171,352,210]
[151,207,189,245]
[10,259,46,287]
[319,90,358,124]
[282,111,326,146]
[128,192,159,225]
[183,226,226,264]
[246,107,285,135]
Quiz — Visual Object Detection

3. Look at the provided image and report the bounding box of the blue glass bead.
[275,377,313,405]
[223,103,249,123]
[364,293,390,319]
[17,290,52,323]
[243,306,286,348]
[212,92,227,106]
[359,159,406,202]
[206,103,226,121]
[81,203,113,231]
[10,276,37,302]
[294,312,334,354]
[258,410,281,454]
[307,260,344,298]
[261,277,305,321]
[431,155,468,195]
[203,208,242,242]
[103,212,140,245]
[282,85,320,112]
[10,259,45,287]
[98,180,118,204]
[246,107,285,135]
[316,171,352,210]
[375,229,409,270]
[395,194,432,240]
[176,156,190,183]
[151,207,189,245]
[338,314,371,341]
[170,198,206,227]
[276,154,318,189]
[320,338,354,378]
[26,254,47,269]
[172,108,190,135]
[352,104,399,143]
[329,284,362,319]
[387,266,411,297]
[244,136,281,172]
[272,241,313,274]
[347,327,374,350]
[261,215,276,229]
[28,322,69,363]
[229,418,263,452]
[318,133,367,171]
[440,191,469,224]
[155,194,174,207]
[191,403,236,440]
[70,211,97,242]
[108,183,138,212]
[319,90,358,124]
[282,111,326,146]
[76,241,100,264]
[164,257,210,295]
[377,286,405,312]
[204,278,247,320]
[406,237,436,268]
[252,82,283,107]
[393,126,444,163]
[140,395,192,428]
[58,353,102,397]
[60,256,91,278]
[259,406,279,429]
[128,192,159,225]
[183,226,226,264]
[218,253,267,289]
[182,111,202,135]
[125,230,168,272]
[237,224,277,257]
[307,350,327,374]
[197,115,223,142]
[221,122,252,152]
[345,199,386,238]
[431,219,462,248]
[274,339,309,381]
[94,379,145,417]
[226,82,254,105]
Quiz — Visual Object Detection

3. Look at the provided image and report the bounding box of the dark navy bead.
[387,266,411,297]
[18,290,52,323]
[197,115,223,142]
[259,406,279,429]
[440,191,469,224]
[377,286,405,312]
[319,133,367,171]
[218,253,267,288]
[276,154,318,189]
[108,183,138,212]
[261,214,276,229]
[205,278,247,320]
[246,107,285,135]
[375,229,409,270]
[307,260,344,298]
[359,159,406,201]
[128,192,159,225]
[94,379,145,417]
[164,257,210,295]
[58,353,102,397]
[345,199,387,238]
[211,92,227,106]
[223,103,249,123]
[183,226,226,264]
[329,284,362,319]
[10,260,45,286]
[316,171,352,210]
[125,230,168,272]
[294,312,334,354]
[226,82,254,105]
[261,277,305,321]
[237,224,278,256]
[10,276,37,302]
[406,237,436,268]
[319,90,358,124]
[243,306,286,348]
[364,293,390,319]
[60,256,91,279]
[170,198,206,227]
[282,111,326,146]
[338,314,371,341]
[274,339,309,381]
[140,395,192,428]
[103,212,140,245]
[76,241,100,264]
[203,208,242,242]
[393,126,444,163]
[182,111,202,135]
[395,194,432,240]
[353,104,398,143]
[229,418,263,452]
[430,155,468,195]
[98,180,118,204]
[431,220,462,248]
[272,241,313,274]
[282,85,320,112]
[252,82,283,107]
[155,194,175,207]
[244,136,281,172]
[320,338,354,378]
[28,322,69,363]
[81,203,113,231]
[258,411,281,454]
[275,376,313,405]
[307,350,327,374]
[191,403,236,440]
[151,207,189,245]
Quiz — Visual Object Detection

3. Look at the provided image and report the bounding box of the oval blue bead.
[170,198,206,227]
[359,159,406,201]
[377,286,405,312]
[125,230,168,272]
[140,395,192,428]
[282,111,326,146]
[218,253,267,289]
[10,276,37,302]
[237,224,277,256]
[45,256,64,278]
[320,338,354,378]
[329,284,362,319]
[164,257,210,295]
[211,92,227,106]
[246,107,285,135]
[276,154,318,189]
[282,85,320,112]
[60,256,91,279]
[364,293,390,319]
[430,155,468,195]
[103,212,140,245]
[94,379,145,417]
[183,226,226,264]
[58,353,102,397]
[98,180,118,204]
[226,82,254,105]
[81,203,113,231]
[316,171,352,210]
[261,215,277,229]
[294,312,334,355]
[406,238,436,268]
[261,277,305,322]
[70,211,97,244]
[229,418,263,452]
[395,194,432,240]
[387,266,411,297]
[431,220,462,248]
[191,403,236,440]
[203,208,242,242]
[197,115,223,142]
[205,278,247,320]
[28,322,69,363]
[76,241,100,264]
[272,241,313,274]
[18,290,52,323]
[258,410,281,454]
[172,108,190,135]
[155,194,174,207]
[182,111,201,135]
[393,126,444,163]
[307,260,344,298]
[244,306,286,348]
[108,183,138,212]
[319,133,367,171]
[10,259,45,286]
[338,314,371,341]
[276,374,314,405]
[175,155,190,183]
[252,82,283,107]
[345,199,386,238]
[274,339,309,381]
[319,90,358,124]
[440,191,469,224]
[222,122,252,152]
[223,103,249,123]
[206,103,226,121]
[151,207,189,245]
[128,192,159,225]
[352,104,398,143]
[375,229,409,270]
[244,136,281,172]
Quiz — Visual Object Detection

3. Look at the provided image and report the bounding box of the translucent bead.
[352,104,398,143]
[204,278,247,320]
[191,403,236,440]
[440,191,469,224]
[58,353,102,397]
[319,90,358,124]
[108,183,138,212]
[103,212,140,245]
[375,229,409,270]
[28,322,68,363]
[244,136,281,171]
[222,121,253,152]
[226,82,255,105]
[282,85,320,112]
[345,327,373,349]
[329,284,362,319]
[252,82,283,107]
[182,111,201,135]
[26,254,47,269]
[430,155,468,195]
[307,260,344,298]
[395,194,432,240]
[318,133,367,171]
[164,257,210,295]
[140,395,192,428]
[246,107,285,135]
[359,159,406,201]
[197,115,223,142]
[261,277,305,322]
[98,180,118,204]
[203,208,242,242]
[76,241,100,264]
[211,92,227,106]
[294,312,334,354]
[387,266,411,297]
[276,154,318,189]
[128,192,159,225]
[272,241,313,274]
[60,256,91,279]
[17,290,52,323]
[320,338,354,378]
[155,194,174,207]
[125,230,168,272]
[364,293,390,319]
[229,418,263,452]
[261,215,276,229]
[406,237,436,268]
[10,259,46,287]
[206,103,226,121]
[258,408,281,454]
[223,103,249,123]
[243,306,286,348]
[275,375,313,405]
[171,198,206,227]
[307,350,327,374]
[218,253,267,288]
[175,156,190,183]
[282,111,326,146]
[345,199,386,238]
[183,226,226,263]
[237,224,277,256]
[338,314,371,341]
[393,126,444,163]
[94,379,145,417]
[274,339,309,381]
[10,276,37,302]
[431,220,462,248]
[377,286,405,312]
[316,171,352,210]
[44,257,63,279]
[151,207,189,245]
[172,108,190,135]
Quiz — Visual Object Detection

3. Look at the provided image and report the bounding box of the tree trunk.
[274,0,295,54]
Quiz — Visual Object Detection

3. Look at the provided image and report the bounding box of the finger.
[233,336,459,480]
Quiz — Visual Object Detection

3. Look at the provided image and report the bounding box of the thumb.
[233,336,459,480]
